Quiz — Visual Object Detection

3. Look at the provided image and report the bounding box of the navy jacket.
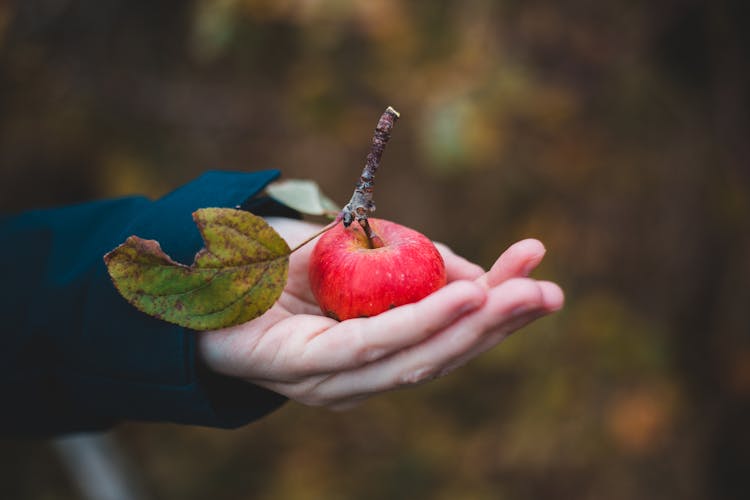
[0,170,293,436]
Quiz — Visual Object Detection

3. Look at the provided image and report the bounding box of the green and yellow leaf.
[104,208,289,331]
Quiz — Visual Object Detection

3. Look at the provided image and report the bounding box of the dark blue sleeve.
[0,170,292,436]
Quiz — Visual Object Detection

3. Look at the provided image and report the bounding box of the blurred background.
[1,0,748,499]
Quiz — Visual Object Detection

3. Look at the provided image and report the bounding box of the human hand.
[197,217,564,410]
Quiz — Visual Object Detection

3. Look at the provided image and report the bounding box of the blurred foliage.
[1,0,749,499]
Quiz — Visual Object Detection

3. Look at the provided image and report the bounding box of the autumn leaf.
[104,208,289,331]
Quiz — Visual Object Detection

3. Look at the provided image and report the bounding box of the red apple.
[309,218,447,321]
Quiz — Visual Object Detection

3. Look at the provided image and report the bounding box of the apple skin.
[309,218,447,321]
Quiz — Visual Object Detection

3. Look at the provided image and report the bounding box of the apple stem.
[341,106,400,248]
[359,218,385,249]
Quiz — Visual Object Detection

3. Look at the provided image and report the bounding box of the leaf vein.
[182,260,282,319]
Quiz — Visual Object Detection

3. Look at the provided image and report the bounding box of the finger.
[324,314,547,410]
[394,279,563,388]
[438,280,564,375]
[477,239,546,289]
[296,280,487,374]
[434,242,485,282]
[305,278,552,403]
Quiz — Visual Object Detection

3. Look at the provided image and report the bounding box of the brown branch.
[341,106,400,248]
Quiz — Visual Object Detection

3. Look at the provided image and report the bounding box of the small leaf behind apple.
[266,179,340,217]
[104,208,289,331]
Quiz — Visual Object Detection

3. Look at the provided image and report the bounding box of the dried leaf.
[266,179,340,216]
[104,208,289,331]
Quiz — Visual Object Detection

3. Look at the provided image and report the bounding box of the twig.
[289,217,341,254]
[341,106,400,248]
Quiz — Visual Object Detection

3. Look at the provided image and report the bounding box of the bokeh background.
[1,0,748,499]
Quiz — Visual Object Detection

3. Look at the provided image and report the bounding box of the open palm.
[198,217,564,409]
